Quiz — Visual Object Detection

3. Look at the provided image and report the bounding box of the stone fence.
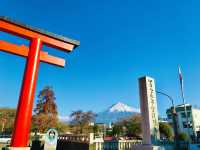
[58,134,90,143]
[57,133,142,150]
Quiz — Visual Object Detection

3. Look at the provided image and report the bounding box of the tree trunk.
[1,121,5,132]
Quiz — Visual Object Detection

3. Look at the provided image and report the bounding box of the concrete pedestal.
[8,147,30,150]
[132,144,163,150]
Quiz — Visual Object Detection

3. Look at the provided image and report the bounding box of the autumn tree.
[0,108,16,134]
[70,110,96,134]
[34,86,57,115]
[32,86,58,133]
[55,121,70,133]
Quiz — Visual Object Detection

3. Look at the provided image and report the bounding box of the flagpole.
[178,66,190,149]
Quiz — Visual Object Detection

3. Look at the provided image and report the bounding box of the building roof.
[166,104,192,114]
[0,16,80,47]
[176,104,191,108]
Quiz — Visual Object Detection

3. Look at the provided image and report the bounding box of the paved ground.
[0,143,8,150]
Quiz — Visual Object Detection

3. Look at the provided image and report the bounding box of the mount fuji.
[95,102,140,124]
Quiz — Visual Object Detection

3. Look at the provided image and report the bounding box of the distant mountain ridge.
[95,102,140,124]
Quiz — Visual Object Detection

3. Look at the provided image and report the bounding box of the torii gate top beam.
[0,16,80,52]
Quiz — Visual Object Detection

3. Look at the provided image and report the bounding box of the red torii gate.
[0,16,80,149]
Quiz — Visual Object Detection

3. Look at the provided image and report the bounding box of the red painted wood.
[0,40,65,67]
[0,17,79,148]
[0,20,75,52]
[11,38,42,147]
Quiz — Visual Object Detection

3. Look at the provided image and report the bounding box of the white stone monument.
[133,76,161,150]
[44,128,58,150]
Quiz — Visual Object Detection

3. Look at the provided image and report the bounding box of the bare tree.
[70,110,96,134]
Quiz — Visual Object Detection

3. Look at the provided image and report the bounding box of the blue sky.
[1,0,200,117]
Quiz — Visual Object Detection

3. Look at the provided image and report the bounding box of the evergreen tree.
[159,122,173,140]
[178,132,188,142]
[111,115,142,138]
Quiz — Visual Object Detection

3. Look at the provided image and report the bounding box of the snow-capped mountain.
[95,102,140,124]
[108,102,140,113]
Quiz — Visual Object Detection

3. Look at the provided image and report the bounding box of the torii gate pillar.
[11,38,42,147]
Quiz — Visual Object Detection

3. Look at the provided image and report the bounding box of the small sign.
[44,128,58,150]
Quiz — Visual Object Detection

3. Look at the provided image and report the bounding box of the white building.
[166,104,200,140]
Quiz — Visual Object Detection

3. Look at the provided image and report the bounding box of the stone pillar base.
[132,144,163,150]
[8,147,30,150]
